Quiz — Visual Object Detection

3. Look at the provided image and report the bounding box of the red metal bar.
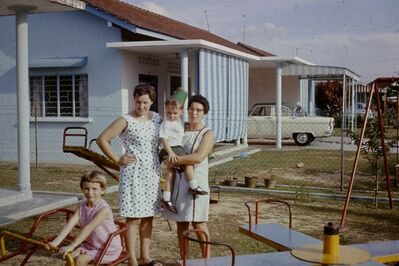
[244,198,292,229]
[255,200,259,225]
[244,202,253,233]
[375,86,394,209]
[340,84,374,227]
[63,127,88,148]
[182,229,235,266]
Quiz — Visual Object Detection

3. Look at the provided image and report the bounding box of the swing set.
[340,78,399,227]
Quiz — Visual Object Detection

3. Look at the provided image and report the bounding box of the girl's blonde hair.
[80,170,107,190]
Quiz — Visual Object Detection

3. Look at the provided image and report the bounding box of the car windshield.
[251,106,272,116]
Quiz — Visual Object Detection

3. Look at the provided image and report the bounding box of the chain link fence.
[1,104,399,193]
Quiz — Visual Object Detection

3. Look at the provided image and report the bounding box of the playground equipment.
[0,230,75,265]
[176,197,399,266]
[0,208,128,265]
[238,198,321,251]
[63,127,119,181]
[341,81,395,227]
[182,228,235,266]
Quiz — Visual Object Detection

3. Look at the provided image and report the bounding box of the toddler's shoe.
[188,186,208,195]
[161,198,177,213]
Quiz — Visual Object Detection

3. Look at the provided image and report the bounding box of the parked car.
[247,103,334,146]
[347,103,374,118]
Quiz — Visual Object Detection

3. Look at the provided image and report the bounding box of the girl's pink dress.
[76,199,122,263]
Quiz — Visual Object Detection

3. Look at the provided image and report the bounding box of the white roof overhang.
[107,39,260,61]
[250,56,315,69]
[282,64,360,81]
[107,40,361,81]
[0,0,84,15]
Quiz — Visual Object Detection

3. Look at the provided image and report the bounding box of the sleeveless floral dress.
[119,112,162,217]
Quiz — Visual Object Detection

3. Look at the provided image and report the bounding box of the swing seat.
[63,127,119,181]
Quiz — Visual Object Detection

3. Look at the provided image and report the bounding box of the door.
[169,75,191,97]
[139,74,159,112]
[247,105,274,139]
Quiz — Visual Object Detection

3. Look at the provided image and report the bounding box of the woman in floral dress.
[97,83,162,266]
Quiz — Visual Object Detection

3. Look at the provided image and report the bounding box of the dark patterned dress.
[119,112,161,218]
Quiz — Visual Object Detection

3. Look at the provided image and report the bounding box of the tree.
[316,81,342,124]
[349,118,394,206]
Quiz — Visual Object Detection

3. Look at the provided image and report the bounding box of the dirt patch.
[1,191,398,265]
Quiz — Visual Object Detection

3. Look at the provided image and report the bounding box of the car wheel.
[293,133,313,146]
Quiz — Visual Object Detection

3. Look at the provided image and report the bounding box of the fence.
[1,104,399,193]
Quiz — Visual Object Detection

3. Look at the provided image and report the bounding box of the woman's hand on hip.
[118,153,136,166]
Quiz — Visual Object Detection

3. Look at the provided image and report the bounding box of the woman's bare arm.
[57,207,111,258]
[175,131,215,165]
[97,117,128,164]
[48,209,79,248]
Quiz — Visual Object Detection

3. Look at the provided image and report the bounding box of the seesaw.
[0,208,128,265]
[63,127,119,181]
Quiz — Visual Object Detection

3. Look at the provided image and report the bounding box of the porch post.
[299,79,304,107]
[276,64,282,149]
[180,49,189,121]
[8,5,36,193]
[309,80,315,116]
[307,79,312,114]
[340,74,346,191]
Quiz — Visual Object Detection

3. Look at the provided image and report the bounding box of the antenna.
[204,10,210,32]
[242,25,246,44]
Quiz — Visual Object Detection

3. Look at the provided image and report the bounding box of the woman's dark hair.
[133,83,156,101]
[188,95,210,114]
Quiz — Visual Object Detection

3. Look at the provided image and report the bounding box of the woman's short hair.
[133,83,156,101]
[80,170,107,190]
[188,95,210,114]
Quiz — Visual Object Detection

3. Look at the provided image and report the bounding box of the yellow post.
[0,235,6,256]
[323,222,340,257]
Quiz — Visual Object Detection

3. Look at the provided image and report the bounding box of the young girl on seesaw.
[48,170,122,265]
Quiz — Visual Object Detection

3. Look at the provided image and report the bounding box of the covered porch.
[107,39,253,145]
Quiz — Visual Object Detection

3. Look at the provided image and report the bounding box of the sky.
[124,0,399,84]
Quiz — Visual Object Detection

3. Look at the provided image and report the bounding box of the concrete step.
[0,188,32,207]
[0,191,82,226]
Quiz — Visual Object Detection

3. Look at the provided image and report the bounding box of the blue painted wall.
[0,10,124,163]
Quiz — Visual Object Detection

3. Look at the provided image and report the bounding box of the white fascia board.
[282,64,361,80]
[107,39,260,61]
[259,56,315,66]
[0,0,84,15]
